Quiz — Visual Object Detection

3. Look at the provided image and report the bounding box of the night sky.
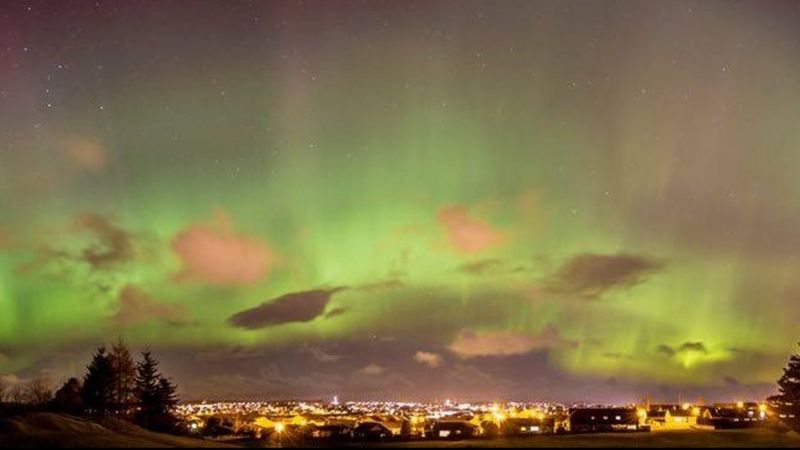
[2,0,800,403]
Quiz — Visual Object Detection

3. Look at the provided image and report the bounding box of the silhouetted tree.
[25,376,53,408]
[53,377,84,414]
[109,338,136,415]
[768,343,800,432]
[135,351,179,431]
[82,346,114,415]
[8,383,26,404]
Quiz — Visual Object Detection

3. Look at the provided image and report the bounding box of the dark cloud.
[19,213,138,274]
[657,345,676,357]
[548,253,664,298]
[658,341,709,358]
[678,341,708,354]
[110,285,191,327]
[455,258,530,276]
[323,307,348,319]
[723,376,741,387]
[74,213,136,269]
[228,287,347,329]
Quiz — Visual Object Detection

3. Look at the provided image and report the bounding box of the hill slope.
[0,412,233,448]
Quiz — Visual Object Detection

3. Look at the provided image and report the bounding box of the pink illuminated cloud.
[437,205,505,253]
[172,209,276,285]
[449,325,577,358]
[64,136,109,172]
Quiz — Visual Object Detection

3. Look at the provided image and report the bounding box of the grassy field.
[370,428,800,448]
[0,412,233,448]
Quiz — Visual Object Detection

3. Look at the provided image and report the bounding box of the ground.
[2,415,799,448]
[0,412,233,448]
[370,428,800,448]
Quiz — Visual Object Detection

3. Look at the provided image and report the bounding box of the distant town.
[174,397,777,445]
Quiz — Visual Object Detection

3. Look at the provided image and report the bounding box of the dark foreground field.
[374,428,800,448]
[0,413,232,448]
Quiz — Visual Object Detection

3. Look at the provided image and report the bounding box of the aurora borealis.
[2,0,800,403]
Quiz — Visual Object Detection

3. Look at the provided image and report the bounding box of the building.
[647,404,697,429]
[569,407,642,433]
[430,420,478,439]
[698,404,767,429]
[305,424,353,441]
[503,417,556,435]
[353,421,394,440]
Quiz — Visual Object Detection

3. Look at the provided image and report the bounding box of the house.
[569,407,642,433]
[430,420,478,439]
[698,405,766,429]
[647,405,697,428]
[305,424,353,441]
[502,417,556,435]
[353,421,394,440]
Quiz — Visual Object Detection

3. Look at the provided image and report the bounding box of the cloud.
[228,287,346,329]
[19,213,139,273]
[449,325,577,358]
[456,258,530,276]
[63,136,109,172]
[110,285,190,327]
[678,342,708,354]
[414,351,443,368]
[0,374,19,386]
[438,205,505,253]
[658,341,709,358]
[305,346,344,363]
[323,307,348,319]
[172,209,276,285]
[723,376,740,386]
[355,363,386,376]
[74,213,136,269]
[657,345,676,357]
[457,258,504,274]
[548,253,664,298]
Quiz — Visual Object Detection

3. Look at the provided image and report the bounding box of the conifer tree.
[109,338,136,415]
[81,347,114,415]
[768,343,800,432]
[135,351,179,431]
[54,377,83,414]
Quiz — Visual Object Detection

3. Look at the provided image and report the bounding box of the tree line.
[0,340,180,433]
